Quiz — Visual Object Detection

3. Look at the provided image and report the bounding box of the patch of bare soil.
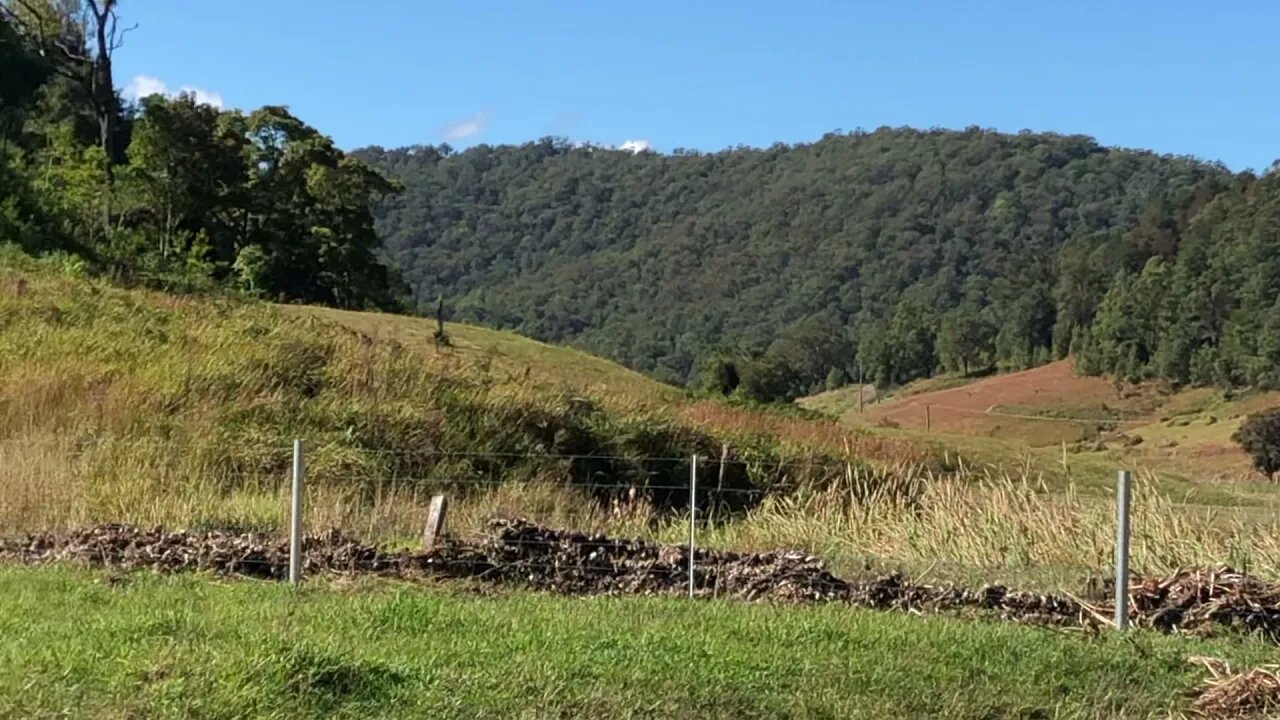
[863,360,1155,445]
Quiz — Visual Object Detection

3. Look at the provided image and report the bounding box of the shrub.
[1232,409,1280,478]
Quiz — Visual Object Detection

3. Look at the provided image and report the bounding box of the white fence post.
[289,439,305,585]
[689,453,698,599]
[1114,469,1132,630]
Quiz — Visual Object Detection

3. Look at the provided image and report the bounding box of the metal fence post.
[689,453,698,599]
[289,439,305,585]
[1114,469,1132,630]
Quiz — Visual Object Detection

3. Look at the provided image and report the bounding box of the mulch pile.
[1129,567,1280,642]
[1189,657,1280,719]
[0,523,408,579]
[5,519,1280,642]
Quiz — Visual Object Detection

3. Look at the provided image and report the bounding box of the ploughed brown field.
[807,360,1280,481]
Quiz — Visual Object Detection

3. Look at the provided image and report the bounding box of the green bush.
[1232,409,1280,478]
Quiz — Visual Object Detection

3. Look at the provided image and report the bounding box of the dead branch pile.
[474,519,1082,624]
[1189,656,1280,718]
[6,521,1280,642]
[472,518,850,601]
[0,524,409,579]
[1127,567,1280,642]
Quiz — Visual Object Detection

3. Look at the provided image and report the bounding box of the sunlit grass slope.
[0,249,914,538]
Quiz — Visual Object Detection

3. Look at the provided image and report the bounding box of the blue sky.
[116,1,1278,170]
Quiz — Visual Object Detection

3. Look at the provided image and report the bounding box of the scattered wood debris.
[6,521,1280,642]
[1189,656,1280,718]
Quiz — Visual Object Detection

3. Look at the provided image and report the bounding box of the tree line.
[360,129,1278,399]
[0,1,403,309]
[8,2,1280,402]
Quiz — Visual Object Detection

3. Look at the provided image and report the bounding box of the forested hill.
[361,129,1241,395]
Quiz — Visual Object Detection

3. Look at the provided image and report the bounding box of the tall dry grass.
[0,256,869,536]
[0,434,664,542]
[709,462,1280,585]
[8,429,1280,591]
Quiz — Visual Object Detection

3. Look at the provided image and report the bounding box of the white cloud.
[123,74,224,109]
[443,112,489,142]
[124,74,168,100]
[619,139,652,154]
[179,86,224,109]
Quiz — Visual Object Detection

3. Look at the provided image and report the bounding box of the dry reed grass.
[8,430,1280,591]
[709,463,1280,584]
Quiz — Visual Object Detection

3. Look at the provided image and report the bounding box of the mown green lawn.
[0,566,1273,719]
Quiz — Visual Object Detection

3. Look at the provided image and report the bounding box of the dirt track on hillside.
[6,521,1280,642]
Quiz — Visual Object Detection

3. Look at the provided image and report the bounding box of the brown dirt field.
[858,361,1146,445]
[678,401,932,466]
[845,361,1280,478]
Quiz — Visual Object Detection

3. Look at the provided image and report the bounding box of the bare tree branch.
[111,21,135,50]
[3,0,92,67]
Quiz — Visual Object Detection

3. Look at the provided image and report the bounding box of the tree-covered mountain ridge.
[359,127,1275,399]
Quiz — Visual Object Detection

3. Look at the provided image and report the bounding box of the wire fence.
[0,435,1138,627]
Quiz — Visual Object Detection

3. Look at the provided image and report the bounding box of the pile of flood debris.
[1128,566,1280,642]
[5,519,1280,641]
[0,523,408,579]
[1189,656,1280,719]
[463,520,1081,625]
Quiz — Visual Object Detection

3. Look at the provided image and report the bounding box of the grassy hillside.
[4,565,1276,719]
[12,250,1280,589]
[0,249,925,541]
[285,305,680,408]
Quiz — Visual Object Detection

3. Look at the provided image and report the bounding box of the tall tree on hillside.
[125,92,246,262]
[242,106,403,308]
[0,15,50,248]
[856,321,894,388]
[0,13,48,139]
[1,1,127,165]
[1079,258,1170,381]
[888,299,937,383]
[937,306,995,376]
[1050,230,1140,358]
[1,0,130,238]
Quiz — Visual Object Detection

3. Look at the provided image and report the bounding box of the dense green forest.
[360,132,1274,397]
[0,1,402,309]
[7,3,1280,403]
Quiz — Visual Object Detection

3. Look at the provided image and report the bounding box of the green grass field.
[1,565,1274,719]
